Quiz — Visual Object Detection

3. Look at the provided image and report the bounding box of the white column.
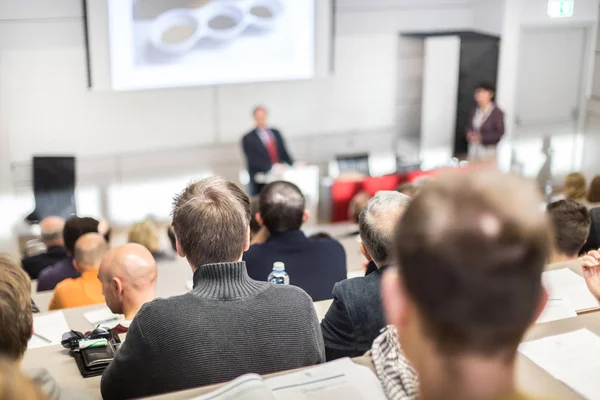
[494,0,521,170]
[420,36,461,168]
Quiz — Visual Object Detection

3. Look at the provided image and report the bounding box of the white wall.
[472,0,505,36]
[493,0,599,172]
[0,0,473,169]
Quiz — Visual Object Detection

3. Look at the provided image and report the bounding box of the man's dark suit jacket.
[467,106,505,146]
[241,128,294,195]
[320,265,388,361]
[243,230,347,302]
[21,246,68,280]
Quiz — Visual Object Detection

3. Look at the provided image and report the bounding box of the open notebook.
[192,358,387,400]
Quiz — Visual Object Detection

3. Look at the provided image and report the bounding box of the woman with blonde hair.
[127,220,173,261]
[563,172,587,202]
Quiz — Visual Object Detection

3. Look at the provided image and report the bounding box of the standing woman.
[466,82,505,162]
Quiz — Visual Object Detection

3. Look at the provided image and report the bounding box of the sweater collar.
[192,262,265,300]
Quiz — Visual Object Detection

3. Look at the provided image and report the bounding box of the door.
[515,27,586,131]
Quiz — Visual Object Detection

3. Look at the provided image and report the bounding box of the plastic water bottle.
[268,262,289,285]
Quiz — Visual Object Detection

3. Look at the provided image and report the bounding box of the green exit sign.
[548,0,575,18]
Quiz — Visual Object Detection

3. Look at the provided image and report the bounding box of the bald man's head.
[74,233,109,271]
[39,216,65,247]
[98,244,157,317]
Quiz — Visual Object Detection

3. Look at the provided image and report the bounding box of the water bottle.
[545,180,554,204]
[268,262,289,285]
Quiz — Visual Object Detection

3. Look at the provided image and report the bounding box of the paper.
[28,311,70,349]
[536,297,577,324]
[519,329,600,400]
[193,374,275,400]
[267,358,387,400]
[192,359,386,400]
[84,307,124,328]
[542,269,600,312]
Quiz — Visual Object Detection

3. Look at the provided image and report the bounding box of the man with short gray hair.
[321,191,411,361]
[22,216,67,279]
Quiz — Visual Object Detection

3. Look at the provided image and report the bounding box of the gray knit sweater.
[100,262,325,399]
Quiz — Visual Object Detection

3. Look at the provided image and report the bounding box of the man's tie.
[264,130,280,164]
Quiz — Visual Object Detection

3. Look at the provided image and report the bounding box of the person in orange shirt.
[49,233,108,310]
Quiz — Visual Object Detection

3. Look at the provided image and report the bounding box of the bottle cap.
[273,262,285,271]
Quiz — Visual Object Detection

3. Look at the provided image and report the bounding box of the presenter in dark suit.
[242,106,294,195]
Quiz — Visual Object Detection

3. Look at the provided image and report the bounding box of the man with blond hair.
[0,254,86,399]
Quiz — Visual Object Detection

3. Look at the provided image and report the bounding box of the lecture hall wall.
[0,0,473,188]
[1,0,600,193]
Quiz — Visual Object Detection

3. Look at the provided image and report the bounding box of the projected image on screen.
[107,0,315,91]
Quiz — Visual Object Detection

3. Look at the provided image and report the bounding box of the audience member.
[321,191,410,360]
[546,199,590,267]
[249,195,269,245]
[49,233,107,310]
[380,171,550,400]
[127,220,173,261]
[0,254,86,400]
[348,191,371,223]
[0,360,48,400]
[563,172,587,202]
[581,249,600,302]
[22,216,67,279]
[582,207,600,254]
[37,217,100,292]
[98,243,157,333]
[243,181,346,301]
[101,177,324,399]
[587,174,600,206]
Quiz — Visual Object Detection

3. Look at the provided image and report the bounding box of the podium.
[254,165,320,225]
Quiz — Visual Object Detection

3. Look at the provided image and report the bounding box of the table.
[516,311,600,399]
[24,305,600,400]
[314,299,333,321]
[22,299,334,400]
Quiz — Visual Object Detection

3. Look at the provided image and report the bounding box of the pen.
[33,332,52,343]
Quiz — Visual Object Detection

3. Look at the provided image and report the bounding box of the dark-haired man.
[381,171,549,399]
[546,199,591,269]
[243,181,347,301]
[101,177,324,399]
[37,217,101,292]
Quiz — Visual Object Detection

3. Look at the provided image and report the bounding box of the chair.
[26,156,77,222]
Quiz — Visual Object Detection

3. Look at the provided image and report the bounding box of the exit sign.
[548,0,574,18]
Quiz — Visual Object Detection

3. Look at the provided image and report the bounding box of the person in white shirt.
[98,243,157,332]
